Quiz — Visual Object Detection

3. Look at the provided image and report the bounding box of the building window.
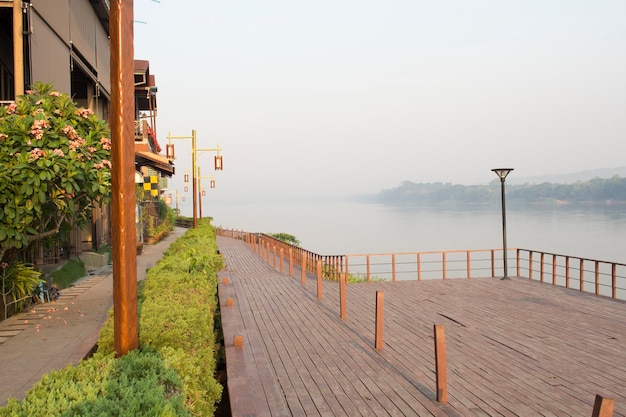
[0,62,14,102]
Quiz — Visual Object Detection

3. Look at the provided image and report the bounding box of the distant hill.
[508,166,626,185]
[362,172,626,206]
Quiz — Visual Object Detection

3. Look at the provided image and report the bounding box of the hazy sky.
[133,0,626,204]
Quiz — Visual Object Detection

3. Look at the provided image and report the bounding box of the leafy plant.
[0,83,111,262]
[1,261,42,318]
[144,201,176,240]
[268,232,301,246]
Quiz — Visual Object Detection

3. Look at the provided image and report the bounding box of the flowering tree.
[0,83,112,262]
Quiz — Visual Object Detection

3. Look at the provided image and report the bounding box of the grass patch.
[48,259,86,289]
[348,273,387,283]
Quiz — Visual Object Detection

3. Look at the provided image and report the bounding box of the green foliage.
[1,261,42,317]
[145,202,177,240]
[0,350,189,417]
[347,273,387,283]
[99,218,223,416]
[1,219,223,416]
[48,259,85,289]
[0,83,111,261]
[268,232,301,246]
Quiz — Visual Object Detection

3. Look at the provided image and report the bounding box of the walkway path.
[217,235,626,417]
[0,227,186,406]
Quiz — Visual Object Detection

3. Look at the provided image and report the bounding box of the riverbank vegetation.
[367,176,626,206]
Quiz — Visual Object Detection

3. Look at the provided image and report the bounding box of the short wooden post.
[317,260,323,299]
[222,277,229,285]
[301,253,307,285]
[234,335,244,347]
[289,248,294,277]
[592,394,615,417]
[434,324,448,403]
[417,253,422,281]
[280,248,284,273]
[266,243,271,264]
[225,298,234,306]
[340,273,347,320]
[375,291,384,350]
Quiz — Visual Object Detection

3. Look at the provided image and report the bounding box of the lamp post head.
[492,168,514,182]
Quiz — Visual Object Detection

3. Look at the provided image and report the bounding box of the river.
[206,199,626,265]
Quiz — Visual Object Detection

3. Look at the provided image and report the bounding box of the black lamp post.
[492,168,513,279]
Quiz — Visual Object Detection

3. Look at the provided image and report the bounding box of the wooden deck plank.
[218,237,626,417]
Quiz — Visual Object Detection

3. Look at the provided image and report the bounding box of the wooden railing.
[345,249,504,282]
[217,228,626,301]
[516,249,626,300]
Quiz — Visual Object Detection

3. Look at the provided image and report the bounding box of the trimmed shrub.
[0,219,223,416]
[1,350,189,417]
[98,218,223,416]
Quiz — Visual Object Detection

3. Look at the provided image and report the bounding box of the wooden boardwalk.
[217,236,626,417]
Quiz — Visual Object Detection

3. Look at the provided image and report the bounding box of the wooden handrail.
[216,228,626,301]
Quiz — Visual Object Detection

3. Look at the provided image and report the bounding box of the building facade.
[0,0,172,265]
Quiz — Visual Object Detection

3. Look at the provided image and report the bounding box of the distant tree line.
[366,176,626,206]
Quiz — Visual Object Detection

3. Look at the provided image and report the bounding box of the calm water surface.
[209,200,626,264]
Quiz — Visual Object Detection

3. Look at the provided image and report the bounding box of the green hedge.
[1,219,224,416]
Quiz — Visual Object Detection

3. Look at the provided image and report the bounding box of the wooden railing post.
[366,255,371,283]
[529,251,533,280]
[566,256,571,289]
[540,252,545,282]
[317,260,322,299]
[301,253,307,285]
[392,254,396,282]
[273,246,277,270]
[491,249,495,277]
[442,252,447,280]
[289,248,293,277]
[467,251,471,279]
[580,259,585,292]
[434,324,448,403]
[266,242,271,265]
[552,254,557,285]
[516,249,521,277]
[591,394,614,417]
[340,273,347,320]
[279,248,284,273]
[375,291,384,350]
[612,263,617,299]
[595,260,600,295]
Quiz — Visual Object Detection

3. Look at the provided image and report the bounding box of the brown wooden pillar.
[110,0,138,357]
